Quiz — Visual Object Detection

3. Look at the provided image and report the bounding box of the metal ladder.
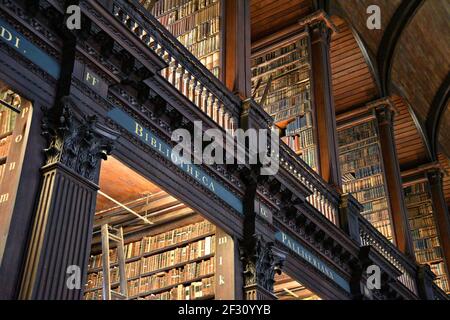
[101,224,128,300]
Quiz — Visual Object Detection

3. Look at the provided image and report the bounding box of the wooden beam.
[377,0,424,96]
[426,72,450,161]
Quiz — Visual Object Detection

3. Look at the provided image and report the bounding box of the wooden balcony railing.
[358,216,418,295]
[110,0,341,226]
[111,0,241,131]
[100,0,438,300]
[278,142,340,225]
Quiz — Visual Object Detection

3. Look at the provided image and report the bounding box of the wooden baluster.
[182,71,190,97]
[223,112,230,131]
[169,61,176,86]
[188,76,196,102]
[218,105,224,128]
[212,97,219,123]
[195,83,202,109]
[201,88,209,114]
[229,117,236,133]
[207,93,214,119]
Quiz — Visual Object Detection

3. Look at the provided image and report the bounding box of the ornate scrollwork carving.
[42,96,116,181]
[240,235,285,292]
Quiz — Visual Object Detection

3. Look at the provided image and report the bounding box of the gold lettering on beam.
[0,193,9,204]
[135,122,143,137]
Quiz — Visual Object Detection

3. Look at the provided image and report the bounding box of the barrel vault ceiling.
[250,0,450,204]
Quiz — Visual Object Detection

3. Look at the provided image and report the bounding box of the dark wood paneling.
[250,0,313,41]
[336,0,402,56]
[330,19,378,113]
[391,1,450,121]
[392,95,428,168]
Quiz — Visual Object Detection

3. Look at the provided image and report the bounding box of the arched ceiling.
[250,0,449,168]
[330,17,379,112]
[333,0,450,159]
[250,0,313,41]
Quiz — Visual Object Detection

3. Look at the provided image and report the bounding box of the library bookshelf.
[140,0,222,79]
[85,219,217,300]
[403,179,450,294]
[337,115,394,242]
[251,33,318,172]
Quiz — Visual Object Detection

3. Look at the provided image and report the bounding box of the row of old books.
[144,220,214,251]
[144,276,214,300]
[404,182,429,204]
[338,119,393,241]
[407,203,433,217]
[0,108,16,135]
[149,0,218,19]
[264,84,309,108]
[137,258,215,296]
[129,257,215,297]
[370,220,393,239]
[430,262,447,278]
[281,127,314,152]
[251,49,307,79]
[404,180,449,292]
[408,213,436,230]
[415,247,443,263]
[361,198,389,214]
[339,144,379,163]
[339,157,381,175]
[176,17,219,44]
[410,226,438,239]
[363,209,390,225]
[86,259,143,291]
[160,3,220,37]
[185,33,220,60]
[149,0,221,77]
[254,69,310,95]
[413,236,441,251]
[300,147,317,171]
[251,37,308,67]
[141,236,215,273]
[435,277,449,293]
[88,221,215,269]
[285,113,313,136]
[353,185,386,203]
[251,35,317,171]
[337,121,378,146]
[339,137,379,154]
[342,174,384,194]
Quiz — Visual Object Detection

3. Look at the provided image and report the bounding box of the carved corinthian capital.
[41,96,118,181]
[240,235,286,293]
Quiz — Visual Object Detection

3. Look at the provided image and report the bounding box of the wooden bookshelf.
[141,0,222,78]
[403,180,450,294]
[337,118,394,241]
[251,35,318,172]
[84,220,217,300]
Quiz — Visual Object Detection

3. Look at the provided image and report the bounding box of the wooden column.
[426,168,450,279]
[303,13,342,189]
[224,0,251,99]
[339,194,362,245]
[18,97,117,299]
[369,99,415,257]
